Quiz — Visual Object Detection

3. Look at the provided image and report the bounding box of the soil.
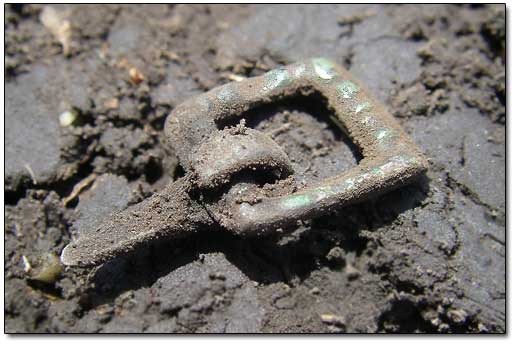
[4,4,505,333]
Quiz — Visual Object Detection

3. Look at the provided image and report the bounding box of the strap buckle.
[166,58,428,235]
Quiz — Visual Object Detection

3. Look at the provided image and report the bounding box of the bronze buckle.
[166,58,428,235]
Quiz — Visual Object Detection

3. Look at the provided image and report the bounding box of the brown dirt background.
[4,4,505,333]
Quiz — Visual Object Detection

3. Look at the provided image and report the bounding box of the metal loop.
[166,58,428,235]
[189,127,293,189]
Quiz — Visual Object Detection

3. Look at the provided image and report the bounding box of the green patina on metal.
[344,178,355,189]
[217,87,237,103]
[281,193,313,209]
[406,156,419,165]
[376,128,391,141]
[292,63,307,78]
[371,167,384,176]
[336,80,360,99]
[263,68,291,91]
[314,185,340,199]
[395,155,419,166]
[355,102,371,114]
[361,116,374,126]
[61,58,429,268]
[196,95,212,112]
[312,58,337,80]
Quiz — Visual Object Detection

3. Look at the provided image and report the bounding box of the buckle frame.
[165,58,428,235]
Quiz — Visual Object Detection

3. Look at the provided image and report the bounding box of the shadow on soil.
[80,87,430,311]
[80,175,429,310]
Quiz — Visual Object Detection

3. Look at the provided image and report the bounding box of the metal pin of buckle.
[61,58,428,267]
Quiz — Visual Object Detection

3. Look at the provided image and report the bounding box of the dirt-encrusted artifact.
[61,58,428,267]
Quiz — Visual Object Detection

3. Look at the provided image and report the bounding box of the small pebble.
[447,309,467,324]
[320,313,345,327]
[22,255,32,273]
[129,67,145,85]
[310,287,320,295]
[59,110,77,127]
[345,264,361,280]
[104,98,119,110]
[326,246,346,264]
[28,252,63,284]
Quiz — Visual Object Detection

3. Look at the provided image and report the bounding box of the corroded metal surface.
[61,58,428,267]
[60,177,214,267]
[189,126,293,189]
[166,58,429,235]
